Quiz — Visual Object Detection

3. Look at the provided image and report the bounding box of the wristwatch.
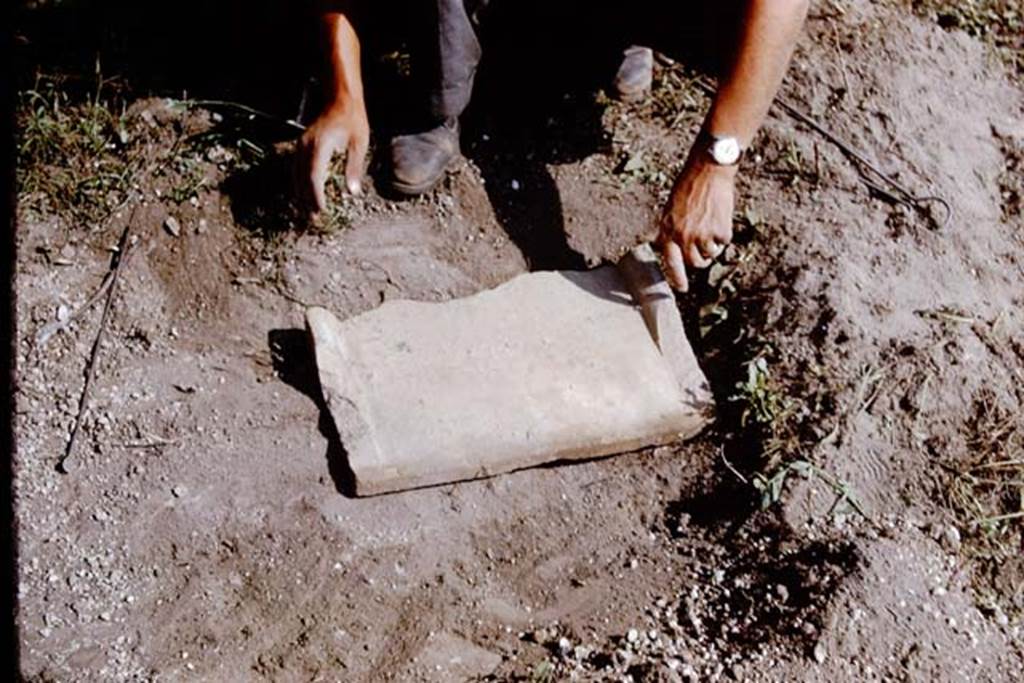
[701,131,744,166]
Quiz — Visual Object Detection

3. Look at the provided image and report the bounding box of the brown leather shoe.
[389,119,460,196]
[612,46,654,103]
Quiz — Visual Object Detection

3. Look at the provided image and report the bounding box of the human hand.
[655,157,737,292]
[295,99,369,212]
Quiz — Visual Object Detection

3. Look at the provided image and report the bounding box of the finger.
[311,133,346,213]
[344,129,369,195]
[697,240,723,261]
[659,239,689,292]
[685,241,712,269]
[714,223,733,245]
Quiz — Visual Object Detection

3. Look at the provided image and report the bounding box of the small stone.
[172,486,186,498]
[626,628,639,643]
[942,526,962,553]
[56,305,70,323]
[932,586,947,597]
[557,637,571,655]
[812,641,827,664]
[196,219,208,235]
[510,179,521,191]
[775,584,790,603]
[99,611,112,622]
[995,611,1009,627]
[164,216,181,237]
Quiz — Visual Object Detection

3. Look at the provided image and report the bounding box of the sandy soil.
[13,0,1024,680]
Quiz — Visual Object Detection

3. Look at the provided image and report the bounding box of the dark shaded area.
[674,535,861,651]
[3,1,22,678]
[268,328,356,497]
[454,3,621,271]
[221,152,306,238]
[665,268,774,534]
[664,228,837,538]
[13,0,312,115]
[455,1,739,271]
[12,1,430,130]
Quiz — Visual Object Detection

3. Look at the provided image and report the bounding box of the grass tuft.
[16,74,135,225]
[943,396,1023,617]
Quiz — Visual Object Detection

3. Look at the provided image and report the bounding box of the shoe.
[389,119,460,196]
[612,46,654,103]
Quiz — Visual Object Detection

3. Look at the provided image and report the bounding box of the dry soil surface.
[13,1,1024,681]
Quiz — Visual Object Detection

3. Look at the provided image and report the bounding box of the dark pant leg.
[429,0,489,121]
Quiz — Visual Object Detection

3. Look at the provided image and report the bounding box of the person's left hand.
[656,157,737,292]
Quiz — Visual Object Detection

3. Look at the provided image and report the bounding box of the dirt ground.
[12,0,1024,681]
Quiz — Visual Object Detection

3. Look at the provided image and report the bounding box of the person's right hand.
[296,98,369,213]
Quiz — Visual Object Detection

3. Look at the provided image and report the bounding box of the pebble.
[164,216,181,238]
[171,486,186,498]
[775,584,790,603]
[812,641,827,664]
[626,628,639,643]
[56,304,70,323]
[942,526,962,553]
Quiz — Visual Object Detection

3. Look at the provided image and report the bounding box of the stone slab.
[307,245,713,496]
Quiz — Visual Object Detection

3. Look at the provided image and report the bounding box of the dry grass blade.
[943,395,1023,599]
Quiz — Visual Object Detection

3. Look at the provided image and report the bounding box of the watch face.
[711,137,741,165]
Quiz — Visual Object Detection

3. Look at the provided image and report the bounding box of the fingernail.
[347,179,362,195]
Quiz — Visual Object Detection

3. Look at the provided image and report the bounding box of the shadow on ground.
[268,328,356,497]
